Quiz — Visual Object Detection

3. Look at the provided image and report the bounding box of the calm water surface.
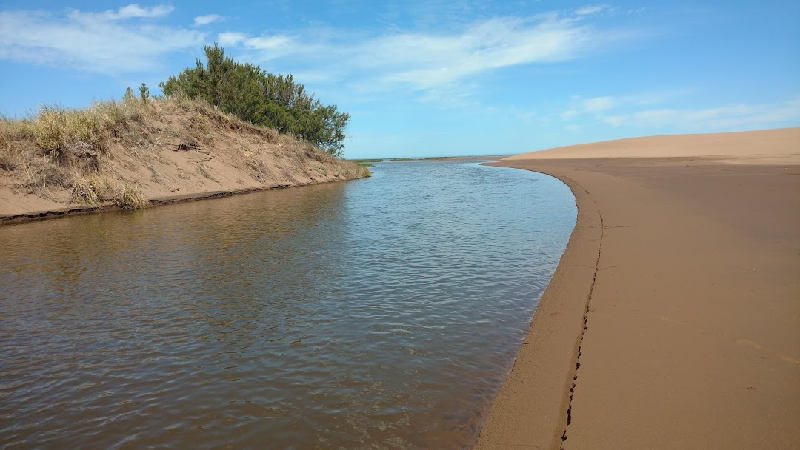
[0,161,575,448]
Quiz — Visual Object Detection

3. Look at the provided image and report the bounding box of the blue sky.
[1,1,798,158]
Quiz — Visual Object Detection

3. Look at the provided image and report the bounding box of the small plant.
[26,106,109,158]
[139,83,150,102]
[70,175,114,206]
[71,177,100,205]
[116,184,146,209]
[123,87,136,103]
[0,150,15,171]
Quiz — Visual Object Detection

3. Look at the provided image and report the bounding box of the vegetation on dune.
[1,93,366,212]
[0,45,363,214]
[160,44,349,157]
[0,97,154,208]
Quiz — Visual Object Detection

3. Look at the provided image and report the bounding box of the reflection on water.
[0,161,575,448]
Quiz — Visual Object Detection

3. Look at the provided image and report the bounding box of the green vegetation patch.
[161,44,349,157]
[351,158,383,168]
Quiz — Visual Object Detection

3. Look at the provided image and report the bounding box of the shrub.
[25,106,106,158]
[0,150,15,171]
[117,184,146,209]
[71,175,114,206]
[160,44,349,156]
[71,177,101,205]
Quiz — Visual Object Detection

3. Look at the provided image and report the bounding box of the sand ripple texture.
[0,160,575,448]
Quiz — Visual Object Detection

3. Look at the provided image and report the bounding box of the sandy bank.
[0,99,369,225]
[476,127,800,449]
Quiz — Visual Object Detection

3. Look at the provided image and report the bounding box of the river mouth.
[0,160,576,448]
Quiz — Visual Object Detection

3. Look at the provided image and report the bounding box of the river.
[0,160,575,448]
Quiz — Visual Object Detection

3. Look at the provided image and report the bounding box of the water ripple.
[0,160,575,448]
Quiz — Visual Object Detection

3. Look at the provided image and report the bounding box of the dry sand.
[476,127,800,449]
[0,100,368,224]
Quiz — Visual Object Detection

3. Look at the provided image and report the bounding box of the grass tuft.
[116,184,146,209]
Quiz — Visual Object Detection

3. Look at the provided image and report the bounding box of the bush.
[0,150,15,171]
[117,184,146,209]
[160,44,349,156]
[18,97,150,161]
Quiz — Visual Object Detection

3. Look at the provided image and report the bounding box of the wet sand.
[476,128,800,449]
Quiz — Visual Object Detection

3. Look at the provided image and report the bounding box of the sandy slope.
[0,100,368,223]
[476,127,800,449]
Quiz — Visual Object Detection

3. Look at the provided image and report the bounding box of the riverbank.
[0,98,369,225]
[476,127,800,449]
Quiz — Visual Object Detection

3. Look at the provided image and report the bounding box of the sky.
[0,1,798,158]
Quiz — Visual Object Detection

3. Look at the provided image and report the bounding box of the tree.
[160,44,349,156]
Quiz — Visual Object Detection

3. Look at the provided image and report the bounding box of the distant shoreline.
[476,127,800,448]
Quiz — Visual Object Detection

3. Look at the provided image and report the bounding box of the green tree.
[160,44,349,155]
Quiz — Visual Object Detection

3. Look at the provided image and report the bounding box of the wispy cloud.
[218,32,247,46]
[359,16,594,89]
[219,10,632,96]
[581,96,617,112]
[193,14,222,26]
[601,97,800,130]
[244,35,293,50]
[575,4,610,16]
[0,4,203,73]
[75,4,175,21]
[559,89,800,131]
[560,90,692,120]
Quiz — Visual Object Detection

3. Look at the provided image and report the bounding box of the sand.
[0,100,368,224]
[476,127,800,449]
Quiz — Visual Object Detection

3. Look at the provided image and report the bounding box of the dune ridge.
[0,98,369,224]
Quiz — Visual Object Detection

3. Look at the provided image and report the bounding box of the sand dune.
[477,127,800,449]
[0,99,368,224]
[505,127,800,164]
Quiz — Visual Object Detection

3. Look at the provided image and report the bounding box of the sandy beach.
[476,128,800,448]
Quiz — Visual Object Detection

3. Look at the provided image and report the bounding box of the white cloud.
[218,32,247,46]
[559,95,618,119]
[69,3,174,21]
[581,96,616,112]
[561,109,578,120]
[221,12,623,95]
[194,14,222,26]
[558,89,800,131]
[576,5,609,16]
[361,16,593,89]
[244,35,293,50]
[115,4,173,19]
[560,90,693,120]
[600,97,800,130]
[0,5,204,73]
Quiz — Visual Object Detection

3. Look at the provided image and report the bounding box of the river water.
[0,160,575,448]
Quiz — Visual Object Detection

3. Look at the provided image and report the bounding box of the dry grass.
[0,96,368,214]
[1,98,152,200]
